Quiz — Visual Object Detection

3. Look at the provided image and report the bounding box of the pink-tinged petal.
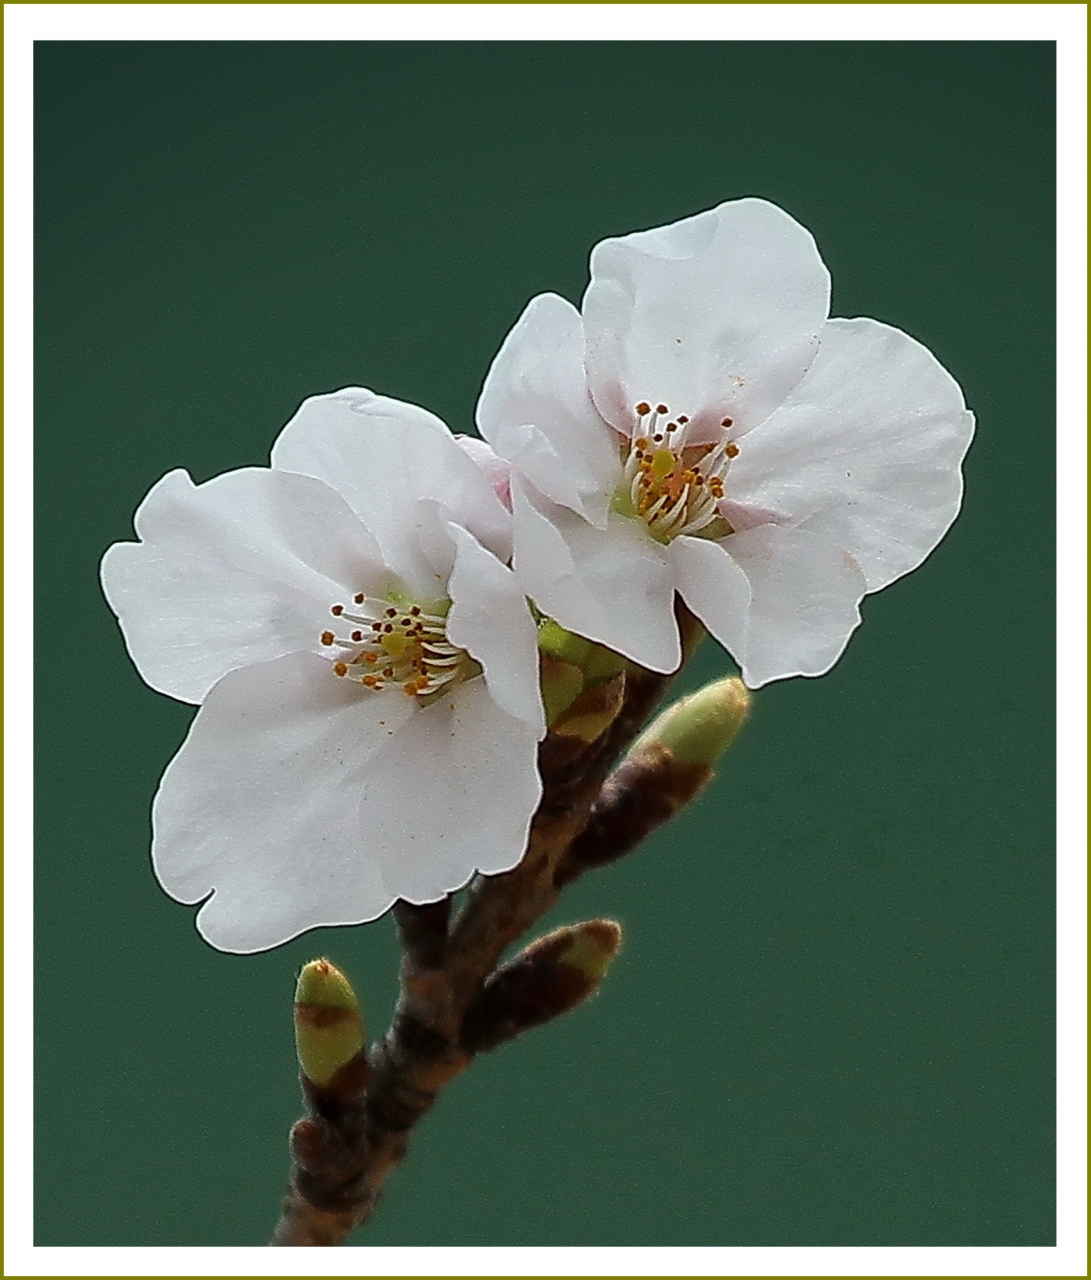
[153,651,540,953]
[444,522,545,736]
[583,198,830,438]
[728,318,975,591]
[455,434,512,511]
[100,467,386,705]
[271,388,512,594]
[477,293,619,526]
[152,650,416,953]
[673,526,867,688]
[511,479,681,674]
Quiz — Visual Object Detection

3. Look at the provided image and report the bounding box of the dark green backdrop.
[35,42,1054,1246]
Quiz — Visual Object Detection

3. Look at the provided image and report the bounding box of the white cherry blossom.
[477,198,975,687]
[101,389,544,953]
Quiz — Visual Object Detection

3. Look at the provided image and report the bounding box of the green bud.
[557,919,623,982]
[293,958,365,1086]
[635,675,751,767]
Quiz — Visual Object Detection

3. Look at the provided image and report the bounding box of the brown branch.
[270,606,708,1245]
[270,1055,372,1246]
[392,898,451,969]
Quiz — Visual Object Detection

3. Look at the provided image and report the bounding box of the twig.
[392,899,451,969]
[271,608,708,1245]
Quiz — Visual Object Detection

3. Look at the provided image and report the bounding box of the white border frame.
[6,5,1086,1276]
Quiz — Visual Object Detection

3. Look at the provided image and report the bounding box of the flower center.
[617,402,739,542]
[320,593,479,699]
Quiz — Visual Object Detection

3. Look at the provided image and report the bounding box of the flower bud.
[293,959,366,1087]
[460,920,623,1053]
[634,674,751,767]
[555,677,751,888]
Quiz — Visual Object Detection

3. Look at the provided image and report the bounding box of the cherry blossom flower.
[101,389,545,953]
[476,198,975,687]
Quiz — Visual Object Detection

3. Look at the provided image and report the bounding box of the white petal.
[583,198,830,438]
[100,467,386,705]
[673,526,867,688]
[669,534,752,666]
[511,479,681,674]
[153,651,540,953]
[271,387,512,595]
[354,676,542,901]
[727,318,976,591]
[444,522,545,736]
[476,293,619,525]
[152,650,416,953]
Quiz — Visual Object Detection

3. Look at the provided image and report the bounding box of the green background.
[35,41,1054,1246]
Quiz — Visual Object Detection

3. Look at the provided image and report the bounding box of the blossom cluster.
[102,199,975,953]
